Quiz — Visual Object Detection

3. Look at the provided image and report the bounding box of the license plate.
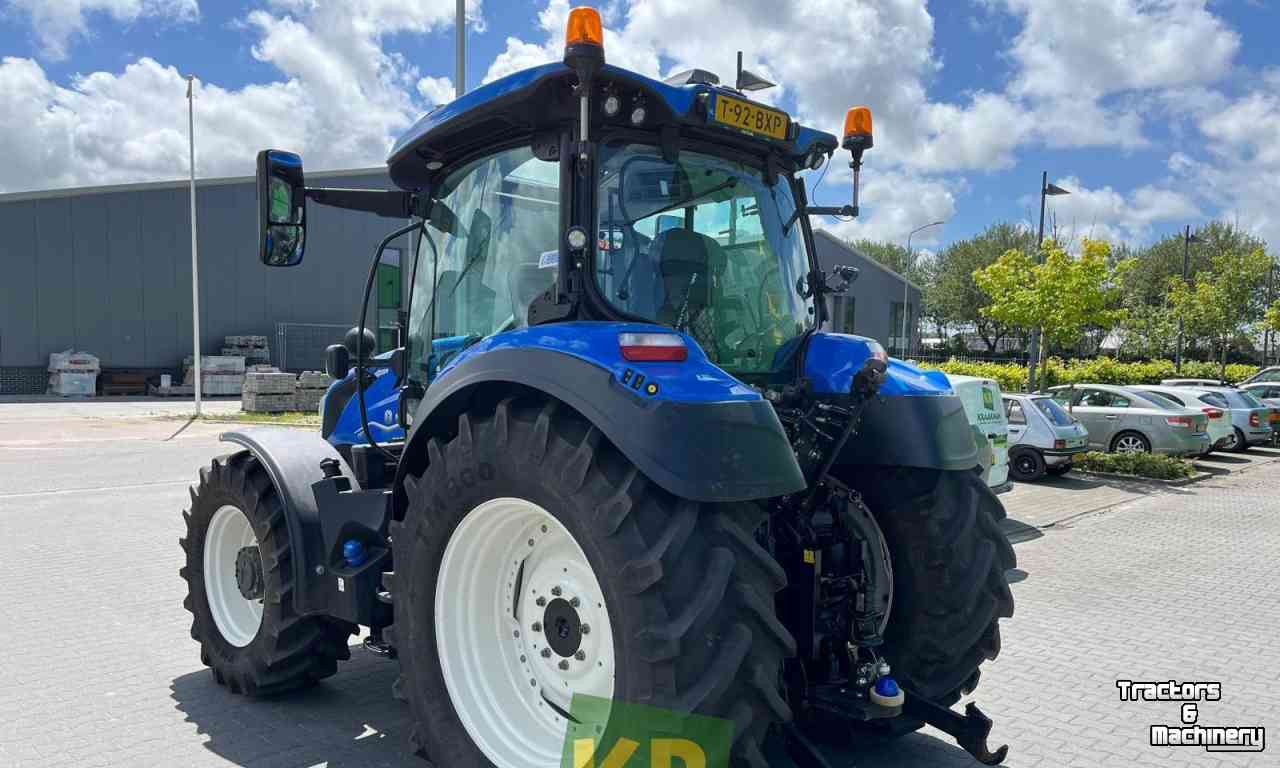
[710,94,790,141]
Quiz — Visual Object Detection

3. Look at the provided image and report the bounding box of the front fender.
[803,332,980,471]
[396,323,806,507]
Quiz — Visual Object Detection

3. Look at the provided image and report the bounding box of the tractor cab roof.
[387,62,839,190]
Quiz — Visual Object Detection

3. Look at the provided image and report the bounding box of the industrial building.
[0,173,920,395]
[0,169,413,394]
[812,230,922,355]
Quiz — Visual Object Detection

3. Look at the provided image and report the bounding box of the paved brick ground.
[0,410,1275,767]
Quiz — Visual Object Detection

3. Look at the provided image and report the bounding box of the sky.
[0,0,1277,252]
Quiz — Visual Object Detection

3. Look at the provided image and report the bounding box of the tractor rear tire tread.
[394,395,794,767]
[181,452,354,697]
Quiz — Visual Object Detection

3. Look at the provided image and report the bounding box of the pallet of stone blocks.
[294,371,330,411]
[221,335,271,365]
[241,392,296,413]
[242,371,296,395]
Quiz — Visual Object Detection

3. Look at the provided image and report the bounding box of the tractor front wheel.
[392,396,795,767]
[181,452,354,695]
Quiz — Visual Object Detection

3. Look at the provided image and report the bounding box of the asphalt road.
[0,402,1275,767]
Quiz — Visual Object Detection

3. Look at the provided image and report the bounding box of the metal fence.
[275,323,349,372]
[907,352,1031,366]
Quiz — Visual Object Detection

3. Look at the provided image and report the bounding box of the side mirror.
[831,264,859,294]
[324,344,350,380]
[257,149,307,266]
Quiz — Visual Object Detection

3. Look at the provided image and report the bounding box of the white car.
[1129,385,1234,453]
[945,374,1010,491]
[1003,394,1090,481]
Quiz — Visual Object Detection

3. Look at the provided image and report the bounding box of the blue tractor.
[180,9,1014,766]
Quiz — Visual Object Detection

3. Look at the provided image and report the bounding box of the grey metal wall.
[811,229,921,351]
[0,169,413,370]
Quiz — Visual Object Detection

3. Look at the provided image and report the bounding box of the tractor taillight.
[618,332,687,362]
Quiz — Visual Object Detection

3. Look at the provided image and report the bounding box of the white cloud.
[0,0,483,192]
[4,0,199,60]
[1032,176,1200,245]
[819,170,958,244]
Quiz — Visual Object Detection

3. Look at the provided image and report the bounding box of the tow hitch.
[902,689,1009,765]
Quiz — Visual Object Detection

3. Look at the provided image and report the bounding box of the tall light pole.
[904,220,944,357]
[186,75,202,416]
[455,0,466,98]
[1175,225,1200,373]
[1026,171,1070,392]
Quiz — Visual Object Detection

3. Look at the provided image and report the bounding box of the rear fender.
[221,429,391,622]
[394,322,806,515]
[803,332,980,471]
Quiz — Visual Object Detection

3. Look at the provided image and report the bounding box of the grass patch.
[196,411,321,427]
[1074,450,1195,480]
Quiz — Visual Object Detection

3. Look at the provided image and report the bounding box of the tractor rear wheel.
[181,452,355,695]
[392,396,795,767]
[837,466,1015,741]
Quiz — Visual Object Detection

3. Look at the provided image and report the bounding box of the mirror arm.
[304,187,420,219]
[784,204,858,234]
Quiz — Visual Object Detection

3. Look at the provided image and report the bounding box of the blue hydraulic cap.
[343,539,367,568]
[874,676,900,698]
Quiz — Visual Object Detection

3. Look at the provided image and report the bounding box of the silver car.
[1196,387,1273,450]
[1238,382,1280,443]
[1048,384,1212,456]
[1003,394,1089,481]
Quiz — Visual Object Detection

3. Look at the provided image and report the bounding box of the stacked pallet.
[222,335,271,365]
[294,371,330,412]
[242,371,297,412]
[182,355,245,395]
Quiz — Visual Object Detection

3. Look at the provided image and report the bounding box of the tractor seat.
[651,229,724,358]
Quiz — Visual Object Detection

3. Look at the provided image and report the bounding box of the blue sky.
[1,0,1276,251]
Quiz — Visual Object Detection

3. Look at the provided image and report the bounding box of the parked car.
[1238,366,1280,386]
[1003,393,1089,481]
[1160,378,1226,387]
[1128,385,1233,452]
[946,374,1010,490]
[1238,382,1280,445]
[1197,387,1274,450]
[1047,384,1212,456]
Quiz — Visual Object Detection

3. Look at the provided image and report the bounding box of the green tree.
[846,239,918,281]
[1169,246,1272,378]
[974,238,1130,390]
[930,223,1034,353]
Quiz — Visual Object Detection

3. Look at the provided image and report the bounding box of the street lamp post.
[904,221,944,357]
[1026,171,1070,392]
[186,75,202,417]
[1175,225,1199,373]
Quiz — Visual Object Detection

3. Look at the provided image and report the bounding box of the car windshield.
[595,141,815,375]
[1031,397,1074,426]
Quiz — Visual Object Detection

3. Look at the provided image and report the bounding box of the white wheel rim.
[1116,436,1146,454]
[203,505,264,648]
[436,497,616,767]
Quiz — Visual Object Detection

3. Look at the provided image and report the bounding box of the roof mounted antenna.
[736,51,775,92]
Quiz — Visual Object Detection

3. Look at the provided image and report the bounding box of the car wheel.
[1110,431,1151,454]
[1230,427,1249,453]
[1009,448,1046,481]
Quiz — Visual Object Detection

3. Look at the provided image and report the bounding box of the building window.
[830,295,856,333]
[889,301,913,355]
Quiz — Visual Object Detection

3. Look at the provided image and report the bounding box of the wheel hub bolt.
[541,648,552,658]
[569,597,580,608]
[551,586,563,597]
[575,651,586,661]
[559,660,570,671]
[536,596,547,607]
[532,622,543,632]
[581,624,590,635]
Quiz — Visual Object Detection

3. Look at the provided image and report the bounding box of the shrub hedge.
[918,357,1261,394]
[1072,451,1195,480]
